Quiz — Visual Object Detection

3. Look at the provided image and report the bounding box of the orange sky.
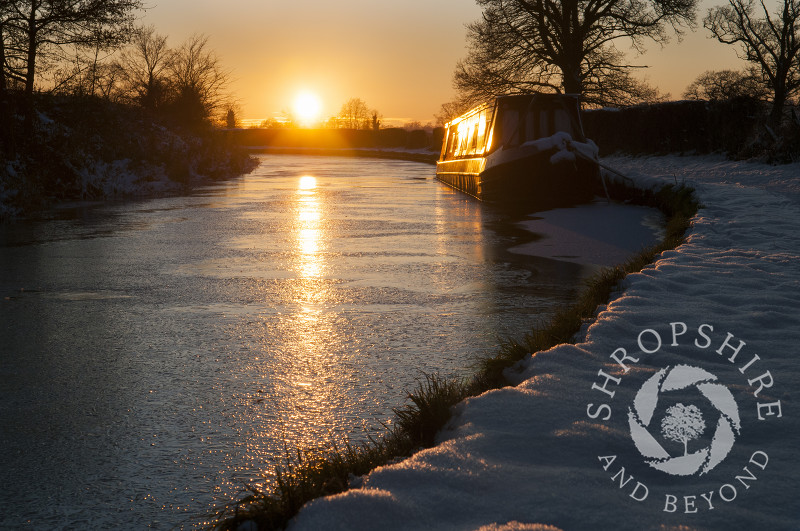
[142,0,745,125]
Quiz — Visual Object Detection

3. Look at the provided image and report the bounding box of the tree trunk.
[24,4,37,97]
[0,22,6,93]
[561,63,583,96]
[770,88,787,127]
[23,4,38,137]
[0,21,16,156]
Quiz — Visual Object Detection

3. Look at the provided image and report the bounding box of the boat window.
[553,109,573,134]
[540,109,555,138]
[464,121,475,155]
[478,109,492,155]
[448,129,455,156]
[476,111,488,153]
[498,106,520,148]
[457,120,470,157]
[523,108,545,140]
[525,105,576,140]
[449,109,490,158]
[444,127,456,158]
[525,111,535,141]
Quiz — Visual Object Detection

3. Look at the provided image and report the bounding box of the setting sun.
[293,91,322,126]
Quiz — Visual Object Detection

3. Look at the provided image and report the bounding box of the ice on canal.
[0,155,663,529]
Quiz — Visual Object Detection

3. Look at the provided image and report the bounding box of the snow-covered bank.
[290,155,800,530]
[0,97,256,221]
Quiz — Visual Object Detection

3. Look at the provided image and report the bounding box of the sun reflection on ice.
[295,176,324,278]
[292,173,329,377]
[298,175,317,190]
[283,174,344,447]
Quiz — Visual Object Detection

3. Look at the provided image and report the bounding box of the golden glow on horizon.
[143,1,747,125]
[293,92,322,126]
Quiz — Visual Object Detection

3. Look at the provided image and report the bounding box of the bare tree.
[661,403,706,456]
[221,99,242,128]
[47,24,123,98]
[705,0,800,124]
[1,1,22,153]
[455,0,696,107]
[683,68,768,100]
[435,98,474,126]
[167,33,229,125]
[0,0,140,138]
[114,25,173,109]
[338,97,370,129]
[1,2,22,91]
[2,0,140,97]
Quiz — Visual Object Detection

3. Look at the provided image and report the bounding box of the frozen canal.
[0,155,661,528]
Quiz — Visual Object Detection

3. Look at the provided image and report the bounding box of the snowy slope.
[289,155,800,531]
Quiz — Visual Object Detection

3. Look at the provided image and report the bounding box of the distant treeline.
[233,127,445,152]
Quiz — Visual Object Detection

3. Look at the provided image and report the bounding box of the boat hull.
[436,146,598,205]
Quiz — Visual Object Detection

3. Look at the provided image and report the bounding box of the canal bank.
[0,96,259,222]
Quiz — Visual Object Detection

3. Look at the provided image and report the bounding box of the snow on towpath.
[290,155,800,531]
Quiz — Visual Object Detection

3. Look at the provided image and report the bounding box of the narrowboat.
[436,93,600,203]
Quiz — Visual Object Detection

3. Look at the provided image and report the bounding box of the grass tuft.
[394,374,474,448]
[214,177,700,531]
[213,374,472,530]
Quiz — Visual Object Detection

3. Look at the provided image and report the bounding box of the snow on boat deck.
[290,155,800,531]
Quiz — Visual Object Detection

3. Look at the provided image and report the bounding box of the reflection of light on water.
[434,191,485,282]
[298,209,321,222]
[240,168,499,490]
[282,173,340,448]
[299,175,316,190]
[299,228,319,254]
[295,176,324,278]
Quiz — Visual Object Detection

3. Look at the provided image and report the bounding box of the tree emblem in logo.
[628,364,741,476]
[661,403,706,456]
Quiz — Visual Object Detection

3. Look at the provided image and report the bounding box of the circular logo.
[628,364,741,476]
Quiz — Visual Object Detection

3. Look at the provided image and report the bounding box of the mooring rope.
[565,140,637,203]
